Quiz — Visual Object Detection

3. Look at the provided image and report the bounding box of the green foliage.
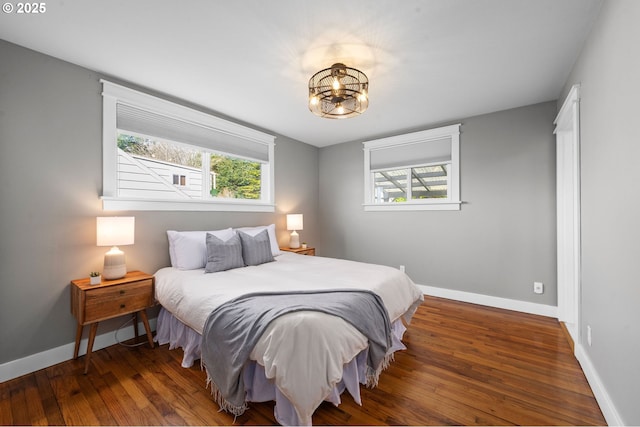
[211,154,261,199]
[117,134,150,156]
[117,133,261,199]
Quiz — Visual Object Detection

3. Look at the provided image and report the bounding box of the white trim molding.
[363,200,461,211]
[102,196,275,212]
[575,344,624,426]
[418,284,558,318]
[554,83,582,345]
[0,318,156,383]
[363,124,462,211]
[101,80,276,212]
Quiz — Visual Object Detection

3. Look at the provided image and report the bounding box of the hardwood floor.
[0,296,606,425]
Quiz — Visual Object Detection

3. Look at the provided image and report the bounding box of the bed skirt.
[155,307,408,425]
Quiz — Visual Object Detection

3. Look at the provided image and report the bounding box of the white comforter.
[154,253,423,424]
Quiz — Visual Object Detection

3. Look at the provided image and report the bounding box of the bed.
[154,225,424,425]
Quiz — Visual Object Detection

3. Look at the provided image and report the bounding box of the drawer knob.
[120,304,126,309]
[119,290,125,295]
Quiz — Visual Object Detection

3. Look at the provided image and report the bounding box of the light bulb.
[309,95,319,106]
[336,103,345,115]
[332,78,341,90]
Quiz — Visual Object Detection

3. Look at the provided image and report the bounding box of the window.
[172,175,187,187]
[363,124,461,211]
[373,165,449,202]
[101,80,275,212]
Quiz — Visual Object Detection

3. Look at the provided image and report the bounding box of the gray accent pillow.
[238,229,274,266]
[204,233,245,273]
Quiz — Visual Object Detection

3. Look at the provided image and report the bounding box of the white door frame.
[554,84,581,346]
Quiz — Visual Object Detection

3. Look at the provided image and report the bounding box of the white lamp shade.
[286,214,303,231]
[96,217,135,247]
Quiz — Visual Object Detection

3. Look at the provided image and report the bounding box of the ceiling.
[0,0,601,147]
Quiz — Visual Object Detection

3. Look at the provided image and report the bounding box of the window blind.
[116,103,269,162]
[369,137,451,171]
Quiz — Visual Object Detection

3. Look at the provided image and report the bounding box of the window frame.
[101,80,275,212]
[363,124,462,211]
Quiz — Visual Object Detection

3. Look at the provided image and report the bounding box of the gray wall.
[0,40,319,364]
[559,0,640,424]
[319,102,557,305]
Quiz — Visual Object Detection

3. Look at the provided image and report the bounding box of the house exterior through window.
[363,124,462,211]
[101,80,275,212]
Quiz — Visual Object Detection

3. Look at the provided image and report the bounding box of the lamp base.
[289,231,300,249]
[103,247,127,280]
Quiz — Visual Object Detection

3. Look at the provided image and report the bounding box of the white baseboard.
[0,318,156,383]
[418,284,558,318]
[575,343,624,426]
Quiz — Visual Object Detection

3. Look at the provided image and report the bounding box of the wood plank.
[560,321,575,352]
[99,369,161,426]
[0,376,14,425]
[74,373,118,425]
[46,365,101,425]
[8,378,30,425]
[21,374,48,425]
[0,296,606,426]
[101,347,159,414]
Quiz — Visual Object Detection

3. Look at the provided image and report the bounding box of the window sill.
[102,197,275,212]
[363,201,461,211]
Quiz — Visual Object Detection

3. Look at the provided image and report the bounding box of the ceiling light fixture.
[308,63,369,119]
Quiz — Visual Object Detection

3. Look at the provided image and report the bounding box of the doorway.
[554,84,581,346]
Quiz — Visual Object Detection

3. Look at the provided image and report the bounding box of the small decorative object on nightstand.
[280,246,315,256]
[89,271,101,285]
[70,270,155,374]
[301,242,308,249]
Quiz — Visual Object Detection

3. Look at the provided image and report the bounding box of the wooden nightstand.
[70,270,155,374]
[280,247,316,256]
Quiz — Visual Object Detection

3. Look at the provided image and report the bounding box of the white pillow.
[167,228,235,270]
[234,224,282,256]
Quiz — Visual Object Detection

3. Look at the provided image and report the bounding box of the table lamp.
[96,216,135,280]
[286,214,303,249]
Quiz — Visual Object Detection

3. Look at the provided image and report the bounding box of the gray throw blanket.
[201,289,392,416]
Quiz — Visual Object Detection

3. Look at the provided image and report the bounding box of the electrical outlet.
[587,325,592,346]
[399,265,405,273]
[533,282,544,294]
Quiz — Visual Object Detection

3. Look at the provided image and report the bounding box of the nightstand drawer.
[84,279,153,323]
